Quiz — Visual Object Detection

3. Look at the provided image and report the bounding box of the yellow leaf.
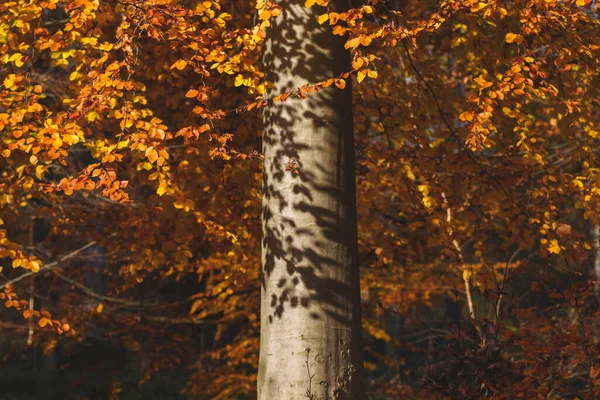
[318,14,329,24]
[234,74,245,87]
[3,74,15,89]
[96,303,104,313]
[170,59,187,70]
[13,54,25,67]
[52,136,63,149]
[548,239,561,254]
[367,69,377,79]
[29,261,40,273]
[462,269,472,281]
[505,33,523,44]
[505,33,518,43]
[305,0,316,7]
[35,165,45,179]
[357,70,366,83]
[186,89,199,98]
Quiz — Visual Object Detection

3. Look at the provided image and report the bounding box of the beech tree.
[258,0,364,397]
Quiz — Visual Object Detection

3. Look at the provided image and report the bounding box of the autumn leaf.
[146,147,159,163]
[459,111,474,121]
[29,261,40,273]
[170,59,187,70]
[334,79,346,89]
[474,76,493,89]
[548,239,561,254]
[357,70,367,83]
[555,224,572,237]
[462,269,472,281]
[505,32,523,44]
[345,37,362,49]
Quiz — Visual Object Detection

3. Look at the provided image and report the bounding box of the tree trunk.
[258,0,365,398]
[592,224,600,301]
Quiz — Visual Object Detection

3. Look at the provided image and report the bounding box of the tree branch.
[1,241,97,290]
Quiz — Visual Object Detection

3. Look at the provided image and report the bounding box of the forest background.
[0,0,599,398]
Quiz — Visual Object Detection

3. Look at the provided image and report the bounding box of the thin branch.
[51,270,145,308]
[442,192,483,345]
[494,248,520,323]
[1,241,98,290]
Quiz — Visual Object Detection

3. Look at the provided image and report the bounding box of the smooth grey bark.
[258,0,364,398]
[593,225,600,300]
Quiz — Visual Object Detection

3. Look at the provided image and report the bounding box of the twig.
[51,270,145,308]
[1,241,98,290]
[304,348,315,399]
[494,249,520,323]
[442,192,483,344]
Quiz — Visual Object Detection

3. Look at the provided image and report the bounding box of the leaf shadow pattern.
[258,0,365,398]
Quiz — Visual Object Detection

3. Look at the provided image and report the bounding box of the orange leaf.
[459,111,474,121]
[146,147,159,163]
[345,37,362,49]
[171,59,187,70]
